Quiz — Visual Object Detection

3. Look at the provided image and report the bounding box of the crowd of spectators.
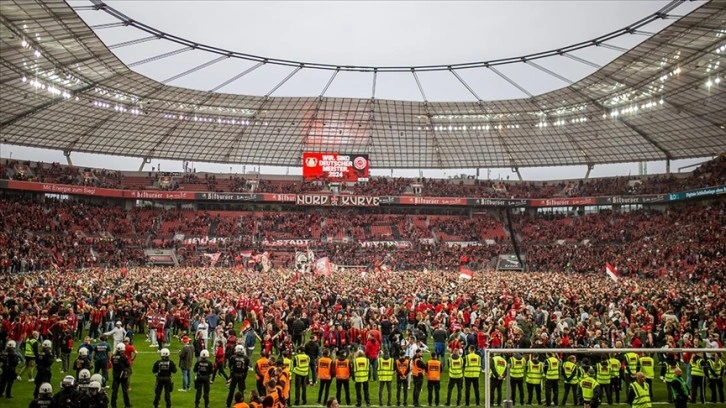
[3,154,723,198]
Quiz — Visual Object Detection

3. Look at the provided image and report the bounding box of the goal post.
[483,347,726,408]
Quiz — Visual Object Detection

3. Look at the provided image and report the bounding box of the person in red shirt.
[212,340,229,384]
[122,337,137,390]
[364,333,381,381]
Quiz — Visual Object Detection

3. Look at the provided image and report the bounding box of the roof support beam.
[162,55,228,84]
[210,61,265,93]
[662,99,726,130]
[127,46,193,68]
[411,69,428,102]
[265,65,302,97]
[526,60,574,85]
[108,35,160,50]
[450,69,482,101]
[489,66,533,98]
[371,69,378,100]
[562,53,602,69]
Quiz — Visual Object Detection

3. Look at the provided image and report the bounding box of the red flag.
[605,263,619,282]
[459,265,473,280]
[314,257,332,276]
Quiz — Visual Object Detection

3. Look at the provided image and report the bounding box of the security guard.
[544,353,561,407]
[626,372,651,408]
[353,350,371,407]
[579,368,601,408]
[445,349,464,406]
[661,360,678,404]
[463,346,481,406]
[411,349,426,407]
[426,353,442,407]
[152,347,177,408]
[561,355,581,406]
[596,355,613,405]
[395,352,410,406]
[334,350,352,405]
[509,353,526,406]
[490,352,508,407]
[706,353,724,404]
[378,350,395,406]
[255,350,272,397]
[318,349,334,405]
[690,352,706,404]
[609,352,624,404]
[526,354,543,405]
[194,349,213,408]
[638,353,655,401]
[623,350,640,390]
[292,346,311,406]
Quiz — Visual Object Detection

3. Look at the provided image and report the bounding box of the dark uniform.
[152,352,177,408]
[227,350,250,408]
[111,350,132,408]
[34,346,55,398]
[52,386,81,408]
[194,356,213,408]
[0,344,20,398]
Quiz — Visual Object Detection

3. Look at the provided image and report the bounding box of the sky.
[0,0,712,180]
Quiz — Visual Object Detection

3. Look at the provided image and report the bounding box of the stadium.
[0,0,725,407]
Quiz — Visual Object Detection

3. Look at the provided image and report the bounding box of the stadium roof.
[0,0,724,169]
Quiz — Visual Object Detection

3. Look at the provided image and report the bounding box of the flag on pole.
[605,262,619,282]
[204,252,221,266]
[459,265,473,280]
[314,257,332,277]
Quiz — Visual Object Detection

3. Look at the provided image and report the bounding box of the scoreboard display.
[302,152,369,182]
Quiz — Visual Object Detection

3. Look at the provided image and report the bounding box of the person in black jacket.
[34,340,54,398]
[227,345,250,408]
[153,348,177,408]
[194,349,213,408]
[111,343,132,408]
[305,335,321,385]
[0,340,20,398]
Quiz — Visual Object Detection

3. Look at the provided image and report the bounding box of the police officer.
[77,368,92,395]
[0,340,19,398]
[426,353,442,407]
[83,380,110,408]
[445,348,463,406]
[74,348,92,379]
[292,346,311,406]
[111,342,132,408]
[152,347,177,408]
[227,344,250,408]
[194,349,213,408]
[463,346,481,406]
[52,375,80,408]
[34,339,54,398]
[353,349,371,407]
[29,382,54,408]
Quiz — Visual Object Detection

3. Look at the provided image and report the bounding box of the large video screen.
[302,152,370,182]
